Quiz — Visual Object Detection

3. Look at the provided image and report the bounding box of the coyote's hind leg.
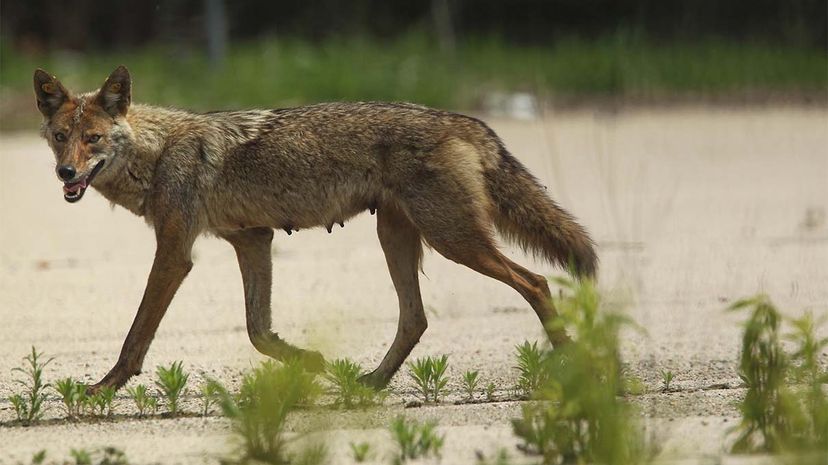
[399,179,571,347]
[359,204,427,388]
[221,227,325,371]
[429,231,570,346]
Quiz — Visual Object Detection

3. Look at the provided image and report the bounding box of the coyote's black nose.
[57,165,76,181]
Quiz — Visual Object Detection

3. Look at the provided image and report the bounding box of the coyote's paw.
[86,378,125,396]
[86,364,135,395]
[85,383,103,396]
[358,371,391,390]
[296,349,326,373]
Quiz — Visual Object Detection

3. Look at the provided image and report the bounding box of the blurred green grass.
[2,34,825,130]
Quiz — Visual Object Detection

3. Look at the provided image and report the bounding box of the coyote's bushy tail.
[484,149,598,279]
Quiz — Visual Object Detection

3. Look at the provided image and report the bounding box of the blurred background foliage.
[1,0,826,130]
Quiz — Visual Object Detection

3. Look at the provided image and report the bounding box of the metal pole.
[205,0,228,69]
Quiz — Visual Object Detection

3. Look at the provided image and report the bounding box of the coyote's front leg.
[90,219,195,392]
[221,227,325,371]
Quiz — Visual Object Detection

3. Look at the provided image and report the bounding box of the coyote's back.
[193,101,597,277]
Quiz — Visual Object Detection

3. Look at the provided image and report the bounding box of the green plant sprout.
[511,277,650,465]
[660,370,674,392]
[201,381,222,416]
[155,361,189,415]
[10,346,53,424]
[514,341,549,398]
[407,355,449,403]
[89,386,116,416]
[729,296,828,454]
[485,382,496,402]
[349,442,371,462]
[324,358,385,408]
[389,416,445,464]
[206,359,324,464]
[54,377,87,418]
[462,370,480,401]
[126,384,156,416]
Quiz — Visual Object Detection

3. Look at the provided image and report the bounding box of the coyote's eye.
[54,132,66,142]
[88,134,101,143]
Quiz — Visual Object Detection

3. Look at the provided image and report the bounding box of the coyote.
[33,66,597,391]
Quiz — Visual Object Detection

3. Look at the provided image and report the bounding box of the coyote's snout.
[34,66,597,391]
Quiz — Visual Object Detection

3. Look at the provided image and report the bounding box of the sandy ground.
[1,107,826,464]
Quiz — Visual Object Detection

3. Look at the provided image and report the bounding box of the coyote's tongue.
[63,179,87,195]
[63,178,88,203]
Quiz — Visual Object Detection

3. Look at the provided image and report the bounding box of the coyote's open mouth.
[63,160,105,203]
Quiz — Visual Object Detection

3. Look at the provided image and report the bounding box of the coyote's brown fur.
[33,66,597,390]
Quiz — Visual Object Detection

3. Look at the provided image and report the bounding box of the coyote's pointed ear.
[95,65,131,117]
[33,69,71,118]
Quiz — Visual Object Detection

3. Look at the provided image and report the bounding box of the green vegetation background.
[2,33,826,130]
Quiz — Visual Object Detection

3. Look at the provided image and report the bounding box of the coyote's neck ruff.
[34,66,597,391]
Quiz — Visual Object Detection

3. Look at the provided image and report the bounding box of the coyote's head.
[33,66,132,203]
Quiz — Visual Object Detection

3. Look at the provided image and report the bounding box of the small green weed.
[728,295,794,453]
[126,384,156,416]
[389,416,445,464]
[31,450,47,465]
[514,341,549,398]
[208,359,323,464]
[289,444,327,465]
[407,355,449,403]
[729,296,828,455]
[54,377,87,418]
[70,449,92,465]
[485,382,496,402]
[88,386,116,416]
[624,374,647,396]
[97,447,129,465]
[324,358,385,408]
[462,370,480,401]
[349,442,371,462]
[155,361,189,415]
[63,447,129,465]
[476,448,513,465]
[10,346,53,424]
[512,277,649,465]
[201,381,221,416]
[660,370,675,392]
[27,447,129,465]
[785,311,828,451]
[9,394,26,422]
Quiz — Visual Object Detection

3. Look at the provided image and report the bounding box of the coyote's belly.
[204,160,384,233]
